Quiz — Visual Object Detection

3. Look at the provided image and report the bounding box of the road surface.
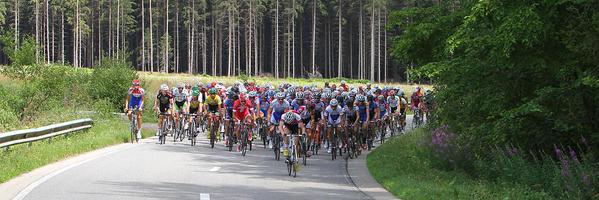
[20,116,415,200]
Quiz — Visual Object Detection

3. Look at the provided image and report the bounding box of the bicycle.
[286,134,300,178]
[300,133,308,166]
[346,124,359,159]
[208,113,220,149]
[189,113,198,146]
[239,121,251,156]
[272,125,282,161]
[413,108,423,128]
[129,106,140,143]
[331,123,340,160]
[158,113,172,145]
[256,118,268,148]
[225,118,235,152]
[311,122,322,156]
[174,113,188,142]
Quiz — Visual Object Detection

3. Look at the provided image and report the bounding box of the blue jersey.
[358,104,368,122]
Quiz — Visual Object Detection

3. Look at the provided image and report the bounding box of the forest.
[0,0,410,82]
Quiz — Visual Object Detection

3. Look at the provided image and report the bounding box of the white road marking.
[200,193,210,200]
[209,167,221,172]
[12,144,136,200]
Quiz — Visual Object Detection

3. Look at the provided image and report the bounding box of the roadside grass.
[0,116,154,184]
[367,129,550,200]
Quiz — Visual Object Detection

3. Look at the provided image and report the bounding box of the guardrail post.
[48,137,52,144]
[28,142,32,147]
[3,146,8,152]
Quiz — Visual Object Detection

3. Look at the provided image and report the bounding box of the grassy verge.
[0,116,154,184]
[367,129,550,200]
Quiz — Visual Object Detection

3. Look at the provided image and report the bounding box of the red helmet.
[239,93,246,101]
[132,79,140,86]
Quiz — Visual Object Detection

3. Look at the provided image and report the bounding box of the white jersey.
[172,88,189,103]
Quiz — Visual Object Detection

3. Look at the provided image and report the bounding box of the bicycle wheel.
[332,130,337,160]
[210,123,216,148]
[241,130,248,156]
[302,136,307,166]
[274,135,281,161]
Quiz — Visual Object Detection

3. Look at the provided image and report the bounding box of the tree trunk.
[164,0,169,73]
[142,0,145,71]
[45,0,49,63]
[370,2,375,82]
[338,0,342,78]
[384,9,387,83]
[377,8,381,82]
[359,0,363,79]
[149,0,153,72]
[14,0,18,51]
[61,6,64,64]
[311,0,316,75]
[116,0,120,59]
[35,0,39,63]
[275,0,279,78]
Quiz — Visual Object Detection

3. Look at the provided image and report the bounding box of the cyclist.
[188,85,203,133]
[204,88,223,140]
[343,98,359,148]
[125,79,145,140]
[233,93,254,152]
[323,99,344,154]
[154,84,174,137]
[411,87,424,122]
[267,92,290,149]
[355,95,369,149]
[310,93,325,150]
[172,83,189,131]
[279,110,306,158]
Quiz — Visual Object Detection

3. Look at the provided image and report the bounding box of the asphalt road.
[21,116,416,200]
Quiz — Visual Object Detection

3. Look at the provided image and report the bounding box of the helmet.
[196,81,203,87]
[330,99,339,106]
[312,92,321,100]
[425,90,432,95]
[367,94,374,102]
[340,80,346,85]
[275,92,285,99]
[160,84,169,91]
[177,82,185,89]
[356,95,366,102]
[322,92,331,99]
[296,92,305,100]
[132,79,141,86]
[284,112,296,123]
[367,82,372,86]
[239,93,246,101]
[248,91,257,98]
[209,88,217,94]
[191,86,200,96]
[345,98,354,106]
[378,95,384,100]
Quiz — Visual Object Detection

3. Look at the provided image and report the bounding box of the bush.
[0,108,18,132]
[89,58,138,110]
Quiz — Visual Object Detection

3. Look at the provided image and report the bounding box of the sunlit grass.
[0,117,153,184]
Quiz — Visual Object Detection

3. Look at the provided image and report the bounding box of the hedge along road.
[15,116,414,200]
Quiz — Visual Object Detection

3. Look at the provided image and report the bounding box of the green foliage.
[391,0,599,154]
[0,35,41,79]
[367,129,551,199]
[89,58,138,110]
[238,72,249,83]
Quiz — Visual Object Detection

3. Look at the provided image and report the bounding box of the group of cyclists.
[125,78,434,175]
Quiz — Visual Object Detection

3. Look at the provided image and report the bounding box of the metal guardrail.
[0,118,94,150]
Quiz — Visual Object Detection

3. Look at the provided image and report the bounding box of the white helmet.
[160,84,169,91]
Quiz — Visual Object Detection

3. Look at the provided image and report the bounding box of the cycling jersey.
[291,99,305,111]
[368,101,378,121]
[281,112,301,135]
[224,98,235,119]
[259,99,270,118]
[157,92,173,113]
[233,99,252,121]
[324,105,343,125]
[128,87,145,109]
[344,105,358,123]
[387,95,399,108]
[205,95,222,113]
[358,103,368,122]
[378,99,387,118]
[173,88,188,103]
[269,99,290,124]
[311,99,325,121]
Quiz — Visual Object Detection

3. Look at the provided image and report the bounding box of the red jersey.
[233,99,253,120]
